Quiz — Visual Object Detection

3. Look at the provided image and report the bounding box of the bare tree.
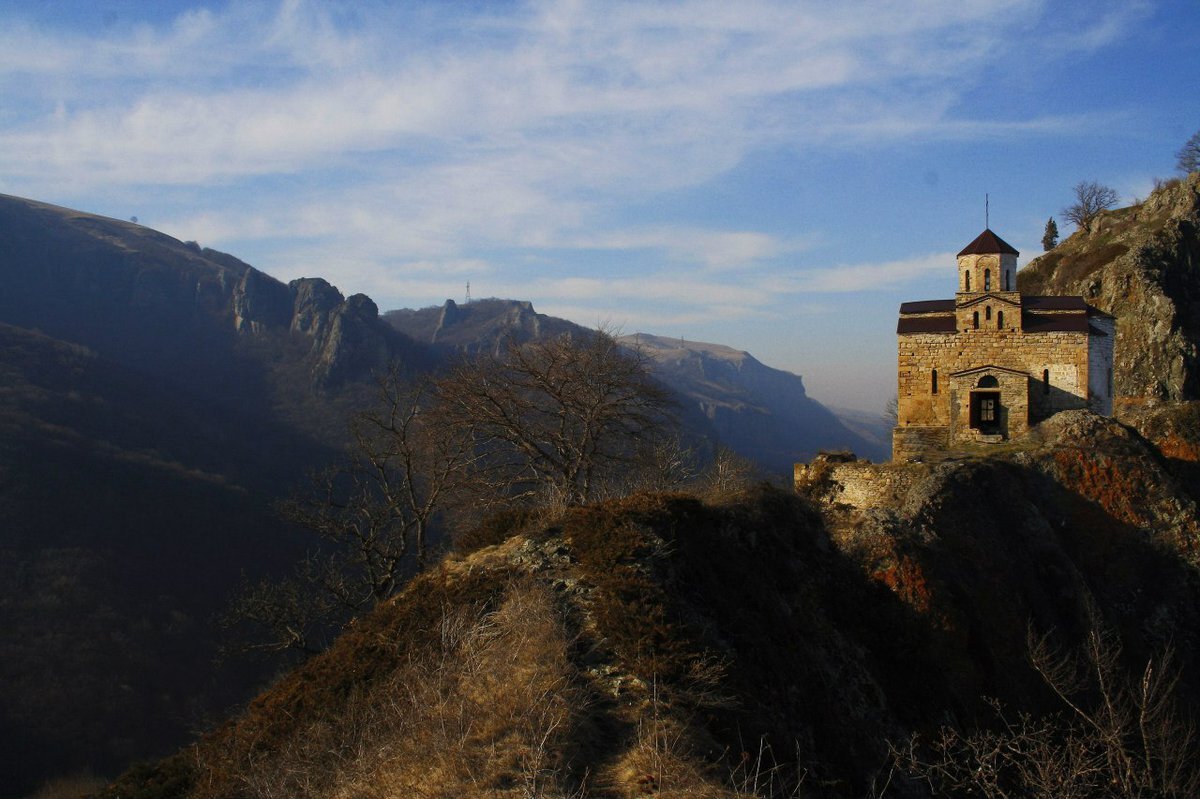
[1177,130,1200,174]
[286,371,485,604]
[1063,181,1119,229]
[894,621,1200,798]
[437,329,677,506]
[228,370,485,654]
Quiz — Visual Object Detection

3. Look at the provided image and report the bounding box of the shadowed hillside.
[107,405,1200,798]
[0,194,429,796]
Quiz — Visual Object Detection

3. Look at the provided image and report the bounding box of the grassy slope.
[104,409,1200,798]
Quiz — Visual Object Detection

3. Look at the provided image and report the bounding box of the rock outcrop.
[0,192,418,396]
[1019,172,1200,399]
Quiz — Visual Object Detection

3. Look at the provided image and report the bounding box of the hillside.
[386,300,887,468]
[1018,172,1200,400]
[105,404,1200,798]
[0,194,428,795]
[0,193,876,794]
[0,323,323,792]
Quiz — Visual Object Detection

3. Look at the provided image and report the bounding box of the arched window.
[997,310,1004,329]
[973,311,979,329]
[1003,270,1010,291]
[986,306,992,321]
[977,375,999,388]
[932,368,938,394]
[965,272,971,291]
[1043,368,1051,395]
[984,269,991,291]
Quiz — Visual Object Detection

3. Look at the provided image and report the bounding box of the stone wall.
[958,252,1018,294]
[1089,316,1116,414]
[897,329,1091,427]
[892,425,949,462]
[795,453,926,510]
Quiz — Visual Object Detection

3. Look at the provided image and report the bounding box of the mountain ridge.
[385,300,888,466]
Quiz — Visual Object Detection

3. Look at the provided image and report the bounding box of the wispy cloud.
[0,0,1150,330]
[793,253,955,293]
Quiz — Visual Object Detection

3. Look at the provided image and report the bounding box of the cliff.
[0,193,420,401]
[625,333,887,466]
[386,300,887,469]
[1018,172,1200,400]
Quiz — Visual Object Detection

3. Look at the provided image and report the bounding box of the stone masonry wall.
[897,329,1090,428]
[795,455,927,510]
[892,425,950,462]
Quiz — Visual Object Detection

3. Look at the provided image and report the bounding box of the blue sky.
[1,0,1197,412]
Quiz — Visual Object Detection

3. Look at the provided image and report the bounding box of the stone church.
[893,228,1114,461]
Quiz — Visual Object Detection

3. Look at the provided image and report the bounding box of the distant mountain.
[386,300,887,469]
[620,333,888,467]
[0,323,315,791]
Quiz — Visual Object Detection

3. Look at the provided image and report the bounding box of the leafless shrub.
[893,619,1200,798]
[1062,181,1119,229]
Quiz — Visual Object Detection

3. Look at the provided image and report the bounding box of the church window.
[932,369,938,394]
[985,306,992,321]
[973,311,979,329]
[965,272,971,291]
[1043,369,1050,394]
[1003,270,1010,291]
[984,269,991,291]
[997,310,1004,329]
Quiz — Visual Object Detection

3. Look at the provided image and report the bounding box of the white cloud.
[794,252,956,293]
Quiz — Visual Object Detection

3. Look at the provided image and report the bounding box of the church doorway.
[969,375,1002,434]
[970,391,1001,432]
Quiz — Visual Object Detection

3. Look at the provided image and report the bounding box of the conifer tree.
[1041,217,1059,251]
[1178,129,1200,174]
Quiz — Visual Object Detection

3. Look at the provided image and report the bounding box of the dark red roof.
[1023,295,1087,310]
[1021,313,1090,333]
[898,316,956,334]
[899,299,955,314]
[957,229,1019,257]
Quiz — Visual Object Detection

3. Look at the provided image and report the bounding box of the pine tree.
[1041,217,1059,251]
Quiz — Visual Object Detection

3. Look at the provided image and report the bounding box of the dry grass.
[200,578,587,799]
[24,772,108,799]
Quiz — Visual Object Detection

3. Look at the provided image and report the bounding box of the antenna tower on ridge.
[465,281,471,304]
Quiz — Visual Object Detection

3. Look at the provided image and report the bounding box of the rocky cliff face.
[624,333,888,466]
[385,297,582,355]
[0,193,416,396]
[1018,172,1200,399]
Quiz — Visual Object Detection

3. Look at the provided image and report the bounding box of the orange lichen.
[871,554,933,615]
